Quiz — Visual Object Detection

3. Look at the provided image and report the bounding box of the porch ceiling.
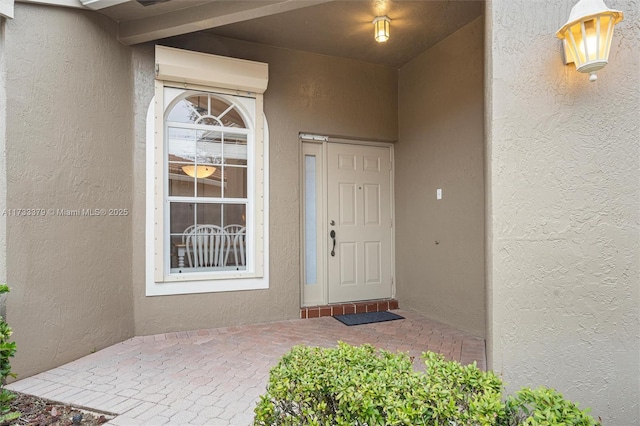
[99,0,483,68]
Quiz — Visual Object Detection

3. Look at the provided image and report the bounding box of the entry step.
[301,299,399,319]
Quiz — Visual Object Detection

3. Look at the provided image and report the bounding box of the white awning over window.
[155,46,269,94]
[0,0,14,19]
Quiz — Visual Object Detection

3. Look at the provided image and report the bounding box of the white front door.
[326,143,393,303]
[301,139,394,306]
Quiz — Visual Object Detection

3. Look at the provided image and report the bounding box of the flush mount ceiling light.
[182,165,216,179]
[373,16,391,43]
[556,0,624,82]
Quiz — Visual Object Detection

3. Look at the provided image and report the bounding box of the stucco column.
[0,17,7,314]
[486,0,639,423]
[5,4,136,378]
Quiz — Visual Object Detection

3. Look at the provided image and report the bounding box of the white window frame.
[163,88,254,278]
[146,46,269,296]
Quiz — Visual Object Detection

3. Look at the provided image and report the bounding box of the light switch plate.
[437,188,442,200]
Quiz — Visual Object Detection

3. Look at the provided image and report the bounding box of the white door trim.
[300,134,395,307]
[300,140,327,306]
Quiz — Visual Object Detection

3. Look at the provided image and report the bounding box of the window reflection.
[166,92,250,274]
[167,94,246,128]
[169,203,247,272]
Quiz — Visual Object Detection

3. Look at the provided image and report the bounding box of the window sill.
[146,276,268,296]
[165,268,257,282]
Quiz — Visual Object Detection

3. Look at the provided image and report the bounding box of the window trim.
[146,47,269,296]
[162,88,255,281]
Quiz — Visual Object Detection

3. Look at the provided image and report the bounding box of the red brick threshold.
[301,299,399,319]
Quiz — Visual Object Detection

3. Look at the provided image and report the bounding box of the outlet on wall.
[437,188,442,200]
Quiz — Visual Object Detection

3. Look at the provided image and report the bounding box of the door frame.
[299,134,396,307]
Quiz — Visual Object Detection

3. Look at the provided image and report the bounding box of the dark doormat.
[334,311,404,326]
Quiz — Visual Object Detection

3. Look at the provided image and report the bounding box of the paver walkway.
[7,309,485,425]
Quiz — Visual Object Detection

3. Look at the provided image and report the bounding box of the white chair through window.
[224,225,246,267]
[184,224,226,268]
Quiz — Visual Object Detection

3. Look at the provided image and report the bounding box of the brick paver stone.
[7,309,485,425]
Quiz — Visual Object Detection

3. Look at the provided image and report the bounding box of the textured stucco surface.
[0,18,6,318]
[5,4,135,378]
[396,17,485,337]
[130,34,398,335]
[486,0,640,422]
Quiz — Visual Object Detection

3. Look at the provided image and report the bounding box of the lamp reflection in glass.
[182,165,216,179]
[556,0,623,82]
[373,16,391,43]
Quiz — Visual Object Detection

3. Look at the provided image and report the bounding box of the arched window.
[166,91,250,274]
[146,46,268,296]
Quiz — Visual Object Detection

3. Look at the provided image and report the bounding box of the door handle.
[330,230,336,257]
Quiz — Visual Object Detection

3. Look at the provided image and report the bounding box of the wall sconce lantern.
[182,165,216,179]
[373,16,391,43]
[556,0,623,82]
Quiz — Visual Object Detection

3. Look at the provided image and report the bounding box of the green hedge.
[254,342,599,426]
[0,285,19,424]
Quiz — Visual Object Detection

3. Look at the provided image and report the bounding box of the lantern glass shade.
[557,0,623,81]
[373,16,390,43]
[182,165,216,179]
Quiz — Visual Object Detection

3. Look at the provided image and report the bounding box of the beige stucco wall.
[4,4,135,378]
[130,34,398,335]
[396,17,485,336]
[0,18,7,312]
[486,0,639,422]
